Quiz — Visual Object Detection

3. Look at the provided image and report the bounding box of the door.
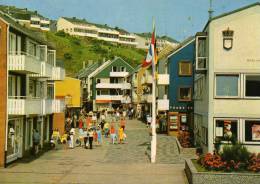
[7,119,23,163]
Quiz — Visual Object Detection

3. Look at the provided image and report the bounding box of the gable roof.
[77,62,100,79]
[203,2,260,31]
[166,36,195,60]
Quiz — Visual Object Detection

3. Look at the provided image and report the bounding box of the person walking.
[83,128,89,149]
[110,124,116,144]
[33,129,41,156]
[120,117,126,130]
[118,126,124,144]
[96,126,102,145]
[88,128,94,149]
[104,121,110,138]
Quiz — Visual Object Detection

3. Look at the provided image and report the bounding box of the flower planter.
[176,138,196,157]
[185,159,260,184]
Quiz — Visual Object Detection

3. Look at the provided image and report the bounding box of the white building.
[57,17,137,47]
[194,3,260,153]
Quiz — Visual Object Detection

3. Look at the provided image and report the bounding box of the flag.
[142,22,157,71]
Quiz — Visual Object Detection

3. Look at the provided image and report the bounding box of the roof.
[62,17,117,31]
[0,11,54,48]
[203,2,260,31]
[77,62,100,79]
[167,36,195,59]
[0,5,47,20]
[136,32,179,43]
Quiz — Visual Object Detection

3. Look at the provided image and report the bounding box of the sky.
[0,0,258,41]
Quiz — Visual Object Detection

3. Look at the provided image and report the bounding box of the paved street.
[0,119,188,184]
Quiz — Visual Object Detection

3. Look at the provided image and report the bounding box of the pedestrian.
[96,126,102,145]
[118,126,124,144]
[66,133,71,149]
[83,128,89,149]
[100,113,106,130]
[110,124,116,144]
[104,121,110,138]
[88,128,94,149]
[69,128,75,148]
[33,129,41,155]
[120,117,126,130]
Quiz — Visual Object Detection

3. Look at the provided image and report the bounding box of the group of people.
[51,109,128,150]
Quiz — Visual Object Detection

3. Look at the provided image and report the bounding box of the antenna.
[208,0,214,20]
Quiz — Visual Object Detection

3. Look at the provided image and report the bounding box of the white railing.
[8,96,42,115]
[51,67,65,81]
[96,83,131,89]
[96,95,123,101]
[157,74,169,85]
[52,99,65,113]
[8,52,41,74]
[157,99,169,111]
[109,71,129,77]
[30,62,53,78]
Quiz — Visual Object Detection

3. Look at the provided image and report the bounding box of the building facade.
[194,3,260,153]
[82,57,134,111]
[57,17,137,47]
[0,5,50,31]
[0,13,65,167]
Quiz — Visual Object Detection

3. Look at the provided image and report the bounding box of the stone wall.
[176,138,196,158]
[185,159,260,184]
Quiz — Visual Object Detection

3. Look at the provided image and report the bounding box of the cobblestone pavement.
[0,119,188,184]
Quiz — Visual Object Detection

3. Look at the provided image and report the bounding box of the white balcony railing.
[51,67,65,81]
[96,83,131,89]
[52,99,65,113]
[42,99,52,115]
[109,71,129,77]
[157,74,169,85]
[157,99,169,111]
[8,97,42,115]
[96,95,123,101]
[30,62,53,78]
[8,53,41,74]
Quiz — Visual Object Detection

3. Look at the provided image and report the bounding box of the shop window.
[215,75,239,97]
[245,75,260,97]
[215,119,238,141]
[179,61,192,76]
[179,87,192,101]
[245,120,260,142]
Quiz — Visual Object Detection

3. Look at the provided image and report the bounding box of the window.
[179,87,192,101]
[245,75,260,97]
[215,75,239,97]
[196,35,207,70]
[215,119,238,142]
[97,90,101,96]
[194,76,204,100]
[179,61,192,76]
[121,67,125,72]
[245,120,260,142]
[112,66,117,72]
[96,79,101,83]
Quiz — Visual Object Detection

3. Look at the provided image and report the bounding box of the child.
[118,126,124,144]
[110,124,116,144]
[104,122,110,138]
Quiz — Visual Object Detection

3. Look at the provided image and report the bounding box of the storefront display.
[245,120,260,142]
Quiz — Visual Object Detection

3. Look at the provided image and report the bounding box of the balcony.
[8,53,41,74]
[195,33,208,73]
[109,71,129,77]
[157,74,169,85]
[52,99,65,113]
[51,67,65,81]
[157,99,169,111]
[141,94,153,103]
[30,62,53,78]
[96,95,123,101]
[96,83,131,89]
[42,99,53,115]
[8,97,42,115]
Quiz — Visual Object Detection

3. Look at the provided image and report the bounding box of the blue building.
[166,37,195,136]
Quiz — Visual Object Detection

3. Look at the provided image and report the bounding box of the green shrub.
[64,52,72,60]
[55,30,66,37]
[221,143,250,163]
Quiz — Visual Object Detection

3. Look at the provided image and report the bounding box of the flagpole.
[151,19,157,163]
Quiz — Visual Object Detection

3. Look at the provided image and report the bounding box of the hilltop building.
[0,12,65,166]
[0,5,50,31]
[193,3,260,153]
[57,17,137,47]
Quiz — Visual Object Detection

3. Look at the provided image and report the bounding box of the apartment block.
[193,3,260,153]
[0,5,50,31]
[57,17,137,47]
[0,12,65,166]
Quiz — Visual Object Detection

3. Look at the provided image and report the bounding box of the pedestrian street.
[0,119,188,184]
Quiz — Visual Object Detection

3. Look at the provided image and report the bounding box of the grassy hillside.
[43,31,146,76]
